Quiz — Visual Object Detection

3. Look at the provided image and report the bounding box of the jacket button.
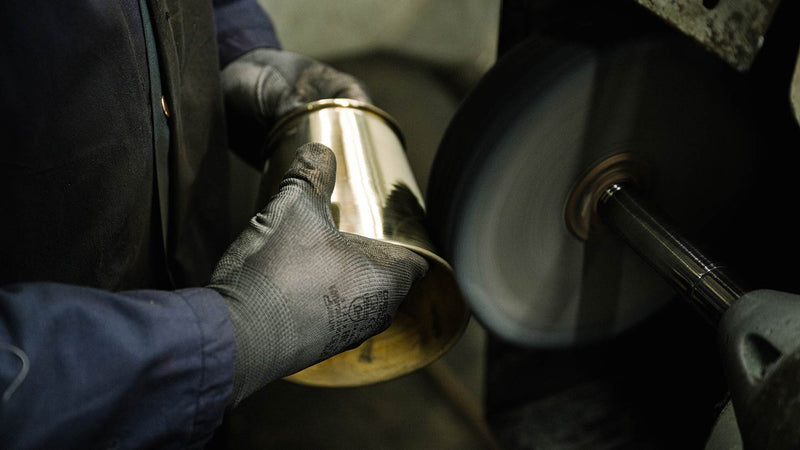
[161,95,170,118]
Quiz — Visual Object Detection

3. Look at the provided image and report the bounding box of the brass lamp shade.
[261,99,469,387]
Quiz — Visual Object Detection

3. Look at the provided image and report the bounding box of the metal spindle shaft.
[597,183,744,324]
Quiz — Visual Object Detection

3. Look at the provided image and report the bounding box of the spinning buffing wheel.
[427,35,757,347]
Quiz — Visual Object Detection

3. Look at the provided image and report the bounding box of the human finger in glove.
[221,48,370,165]
[210,143,428,406]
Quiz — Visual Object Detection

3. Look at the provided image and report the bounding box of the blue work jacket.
[0,0,279,447]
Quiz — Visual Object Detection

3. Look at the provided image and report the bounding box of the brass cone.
[261,99,469,387]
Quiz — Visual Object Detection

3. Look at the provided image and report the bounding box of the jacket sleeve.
[0,283,234,449]
[213,0,281,67]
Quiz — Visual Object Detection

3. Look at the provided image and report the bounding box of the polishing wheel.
[427,35,756,347]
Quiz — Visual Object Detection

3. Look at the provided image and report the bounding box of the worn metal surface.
[262,99,469,387]
[564,153,644,241]
[633,0,780,71]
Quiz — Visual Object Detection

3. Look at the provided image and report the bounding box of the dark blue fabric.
[213,0,282,67]
[0,0,163,290]
[0,0,279,289]
[0,284,234,449]
[140,0,173,265]
[0,0,278,446]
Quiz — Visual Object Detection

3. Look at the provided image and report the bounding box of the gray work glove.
[210,143,428,406]
[222,47,370,122]
[221,48,370,165]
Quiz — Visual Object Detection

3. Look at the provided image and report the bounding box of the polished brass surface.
[262,99,469,387]
[160,95,170,118]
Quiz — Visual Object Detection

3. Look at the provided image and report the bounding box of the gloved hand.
[221,48,370,164]
[210,142,428,406]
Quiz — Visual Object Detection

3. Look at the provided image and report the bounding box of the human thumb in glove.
[221,48,370,164]
[210,142,428,406]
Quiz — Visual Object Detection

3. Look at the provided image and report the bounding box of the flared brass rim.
[266,98,406,151]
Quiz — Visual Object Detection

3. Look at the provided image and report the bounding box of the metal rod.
[597,183,744,324]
